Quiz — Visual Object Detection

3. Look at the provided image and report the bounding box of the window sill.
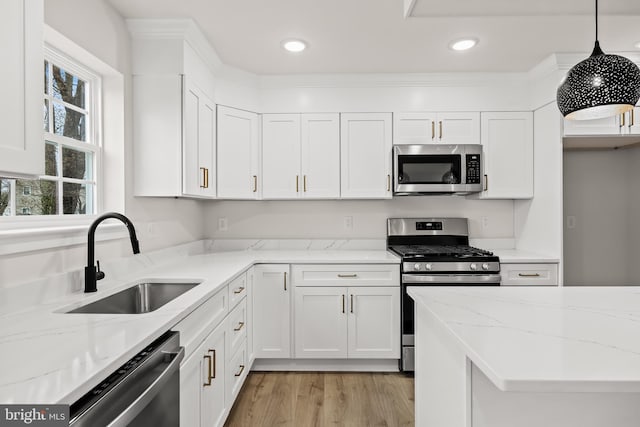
[0,219,129,256]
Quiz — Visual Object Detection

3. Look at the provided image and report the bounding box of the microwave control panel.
[465,154,481,184]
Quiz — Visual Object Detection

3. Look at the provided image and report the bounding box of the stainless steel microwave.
[393,144,483,195]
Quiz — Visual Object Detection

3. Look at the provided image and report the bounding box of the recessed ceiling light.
[282,39,307,53]
[449,38,478,51]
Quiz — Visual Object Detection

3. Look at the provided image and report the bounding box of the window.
[0,47,101,217]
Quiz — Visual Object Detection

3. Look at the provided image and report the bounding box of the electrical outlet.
[344,216,353,230]
[146,222,155,237]
[481,216,489,229]
[218,217,228,232]
[566,216,576,229]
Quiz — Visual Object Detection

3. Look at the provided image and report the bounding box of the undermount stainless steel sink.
[67,282,201,314]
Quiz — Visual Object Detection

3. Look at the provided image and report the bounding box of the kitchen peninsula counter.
[408,286,640,427]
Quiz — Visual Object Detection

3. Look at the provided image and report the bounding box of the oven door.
[400,273,501,372]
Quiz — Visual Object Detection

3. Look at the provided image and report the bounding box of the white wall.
[0,0,205,289]
[205,198,514,239]
[563,147,640,286]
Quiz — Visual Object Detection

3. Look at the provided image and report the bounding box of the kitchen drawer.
[172,285,228,358]
[226,298,247,360]
[292,264,400,287]
[226,341,247,403]
[500,263,559,286]
[229,272,247,309]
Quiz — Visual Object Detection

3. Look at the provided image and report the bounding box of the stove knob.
[414,263,421,271]
[425,263,433,271]
[482,263,490,271]
[470,263,478,271]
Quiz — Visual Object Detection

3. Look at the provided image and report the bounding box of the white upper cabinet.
[563,114,622,136]
[0,0,43,177]
[129,21,217,198]
[340,113,393,199]
[217,106,260,199]
[630,107,640,135]
[262,113,340,199]
[393,112,480,145]
[301,114,340,198]
[475,112,533,199]
[262,114,301,199]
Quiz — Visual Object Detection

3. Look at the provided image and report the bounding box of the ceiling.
[107,0,640,74]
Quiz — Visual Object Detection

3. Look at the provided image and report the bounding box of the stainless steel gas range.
[387,217,501,372]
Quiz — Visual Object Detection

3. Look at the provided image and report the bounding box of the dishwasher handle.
[107,347,185,427]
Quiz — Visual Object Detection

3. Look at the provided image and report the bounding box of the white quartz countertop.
[492,249,559,263]
[0,248,399,405]
[408,286,640,393]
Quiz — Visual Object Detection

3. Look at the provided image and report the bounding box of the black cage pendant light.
[557,0,640,120]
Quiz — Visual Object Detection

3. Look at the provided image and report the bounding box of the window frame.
[0,44,103,221]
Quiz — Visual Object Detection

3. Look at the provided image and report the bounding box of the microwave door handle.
[105,347,185,427]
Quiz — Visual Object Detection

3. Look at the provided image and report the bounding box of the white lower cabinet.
[180,323,227,427]
[253,264,291,358]
[500,263,559,286]
[294,286,400,359]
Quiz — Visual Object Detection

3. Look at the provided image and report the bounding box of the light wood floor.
[224,372,415,427]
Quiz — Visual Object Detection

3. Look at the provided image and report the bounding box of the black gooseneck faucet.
[85,212,140,293]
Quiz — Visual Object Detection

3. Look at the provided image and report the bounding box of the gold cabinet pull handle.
[203,355,212,386]
[484,174,488,191]
[387,174,391,192]
[284,271,287,291]
[431,121,435,140]
[303,175,307,192]
[439,121,443,140]
[234,364,245,377]
[233,286,245,294]
[296,175,299,192]
[253,175,257,192]
[518,273,541,277]
[350,294,354,313]
[631,109,635,127]
[621,113,626,128]
[200,167,207,188]
[234,321,245,331]
[208,349,216,379]
[342,294,345,313]
[337,273,358,278]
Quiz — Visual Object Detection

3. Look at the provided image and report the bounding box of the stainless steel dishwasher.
[69,331,184,427]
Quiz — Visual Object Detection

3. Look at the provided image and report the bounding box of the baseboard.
[251,358,400,372]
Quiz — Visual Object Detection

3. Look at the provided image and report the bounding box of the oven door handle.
[402,274,502,284]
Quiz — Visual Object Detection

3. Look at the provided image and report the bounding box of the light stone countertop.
[408,286,640,393]
[492,249,560,263]
[0,247,399,405]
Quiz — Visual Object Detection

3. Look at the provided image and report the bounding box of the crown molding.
[126,19,222,73]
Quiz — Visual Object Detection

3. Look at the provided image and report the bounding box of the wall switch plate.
[481,216,489,229]
[218,217,228,232]
[344,216,353,230]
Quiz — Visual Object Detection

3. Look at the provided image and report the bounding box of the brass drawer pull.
[439,120,443,140]
[387,174,391,192]
[233,286,245,294]
[234,364,245,377]
[337,273,358,278]
[621,113,626,128]
[631,109,635,127]
[203,355,212,386]
[303,175,307,192]
[296,175,299,192]
[431,121,435,140]
[234,321,245,331]
[208,349,216,379]
[484,174,488,191]
[518,273,541,277]
[253,175,257,192]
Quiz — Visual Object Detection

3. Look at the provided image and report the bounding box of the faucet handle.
[96,260,106,281]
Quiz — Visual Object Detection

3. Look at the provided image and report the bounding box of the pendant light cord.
[591,0,604,56]
[595,0,598,42]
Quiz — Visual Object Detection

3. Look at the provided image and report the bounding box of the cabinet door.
[201,324,227,427]
[180,350,202,427]
[294,286,348,358]
[393,112,437,144]
[253,264,291,358]
[217,106,261,199]
[347,286,400,359]
[478,112,533,199]
[262,114,301,199]
[563,115,621,136]
[340,113,393,199]
[0,0,43,177]
[301,114,340,198]
[436,112,480,144]
[183,80,216,198]
[627,107,640,135]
